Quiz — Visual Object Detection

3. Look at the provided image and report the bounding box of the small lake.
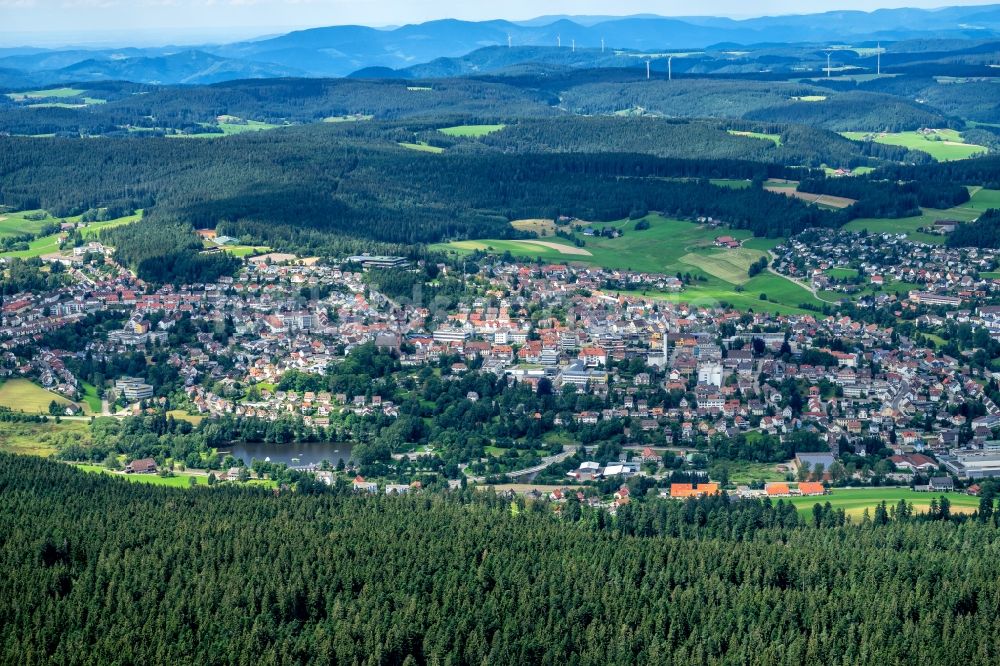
[222,442,355,467]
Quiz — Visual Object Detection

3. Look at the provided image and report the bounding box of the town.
[4,235,1000,511]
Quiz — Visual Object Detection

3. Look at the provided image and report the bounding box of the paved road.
[506,445,578,479]
[464,445,579,484]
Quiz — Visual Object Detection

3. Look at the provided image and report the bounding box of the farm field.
[434,215,823,312]
[709,179,752,189]
[785,487,981,518]
[399,141,445,153]
[841,129,987,161]
[5,87,85,101]
[678,247,762,284]
[439,124,505,137]
[173,119,282,138]
[843,187,999,243]
[0,379,73,414]
[727,130,781,146]
[0,209,53,238]
[767,185,856,209]
[510,218,557,235]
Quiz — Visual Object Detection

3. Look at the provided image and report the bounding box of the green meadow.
[172,119,282,138]
[785,487,981,519]
[841,129,987,161]
[727,130,781,146]
[433,215,823,313]
[844,187,999,243]
[0,379,74,414]
[0,210,53,238]
[399,141,445,153]
[6,87,85,100]
[439,124,506,137]
[0,210,142,260]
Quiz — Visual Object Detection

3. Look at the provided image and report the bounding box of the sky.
[1,0,997,46]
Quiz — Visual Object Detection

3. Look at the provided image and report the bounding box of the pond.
[222,442,355,467]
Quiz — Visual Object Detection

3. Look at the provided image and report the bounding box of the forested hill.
[0,124,836,246]
[2,454,1000,664]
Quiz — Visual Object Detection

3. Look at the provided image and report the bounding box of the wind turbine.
[601,37,605,53]
[646,59,651,80]
[572,39,576,52]
[876,42,882,76]
[668,55,673,81]
[557,34,561,48]
[826,51,832,78]
[507,33,512,48]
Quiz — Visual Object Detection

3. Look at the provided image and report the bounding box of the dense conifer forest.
[1,454,999,665]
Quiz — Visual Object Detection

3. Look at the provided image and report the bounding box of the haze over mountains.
[1,5,1000,86]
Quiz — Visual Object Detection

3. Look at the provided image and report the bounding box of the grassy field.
[173,119,282,139]
[434,215,823,312]
[80,382,102,414]
[0,379,73,414]
[73,464,210,487]
[678,247,762,284]
[439,124,506,137]
[844,187,999,243]
[399,141,445,153]
[826,267,859,279]
[0,210,53,238]
[841,129,987,161]
[510,219,557,236]
[785,487,981,519]
[220,245,270,258]
[0,210,142,260]
[0,420,89,457]
[72,463,277,489]
[6,87,85,100]
[727,130,781,146]
[167,409,204,425]
[710,179,752,189]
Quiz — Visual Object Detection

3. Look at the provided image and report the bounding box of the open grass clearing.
[0,379,74,414]
[727,130,781,146]
[843,188,999,243]
[510,218,557,235]
[0,209,52,238]
[784,487,981,519]
[435,215,822,312]
[398,141,445,153]
[679,247,763,285]
[6,87,86,100]
[80,382,102,414]
[439,124,506,137]
[710,179,752,189]
[767,186,856,209]
[841,129,987,161]
[167,410,204,425]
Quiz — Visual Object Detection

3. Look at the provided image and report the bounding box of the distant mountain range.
[1,5,999,86]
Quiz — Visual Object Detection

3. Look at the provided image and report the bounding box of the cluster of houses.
[8,244,1000,484]
[773,229,1000,313]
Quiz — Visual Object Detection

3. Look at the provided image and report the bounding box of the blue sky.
[1,1,996,45]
